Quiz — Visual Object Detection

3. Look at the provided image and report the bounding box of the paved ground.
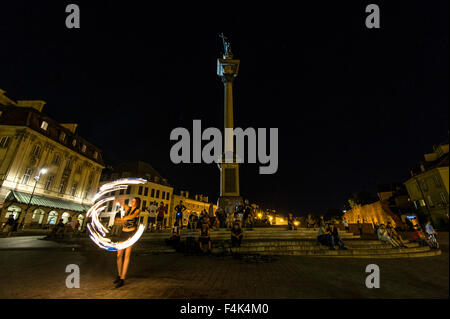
[0,233,448,299]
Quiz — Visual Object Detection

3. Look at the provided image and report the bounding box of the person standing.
[114,197,141,288]
[3,214,15,237]
[174,200,186,228]
[156,201,166,231]
[357,219,363,237]
[342,218,349,232]
[147,202,157,232]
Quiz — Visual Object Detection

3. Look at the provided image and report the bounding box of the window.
[72,139,77,147]
[419,199,426,207]
[76,165,82,174]
[150,189,155,197]
[144,187,148,196]
[166,192,170,200]
[94,151,98,159]
[41,121,48,130]
[45,175,54,190]
[124,199,129,205]
[70,183,78,196]
[156,190,160,198]
[59,178,67,194]
[52,154,60,165]
[0,136,10,148]
[32,144,41,157]
[65,158,72,170]
[119,189,125,195]
[138,186,143,195]
[441,193,448,205]
[81,144,86,153]
[59,132,66,142]
[126,186,132,195]
[142,200,147,210]
[21,168,33,184]
[162,191,166,200]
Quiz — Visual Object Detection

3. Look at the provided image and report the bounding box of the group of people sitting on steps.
[317,222,348,250]
[375,222,407,248]
[166,221,245,255]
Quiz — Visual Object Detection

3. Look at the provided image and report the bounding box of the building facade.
[404,143,449,228]
[99,161,174,227]
[0,89,104,228]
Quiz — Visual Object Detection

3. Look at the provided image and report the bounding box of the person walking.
[114,197,141,288]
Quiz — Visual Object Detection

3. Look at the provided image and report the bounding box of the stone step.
[222,245,430,255]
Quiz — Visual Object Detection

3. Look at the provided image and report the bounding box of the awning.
[4,190,91,212]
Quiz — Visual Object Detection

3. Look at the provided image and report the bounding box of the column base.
[218,196,243,211]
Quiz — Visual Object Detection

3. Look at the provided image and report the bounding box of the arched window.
[61,212,71,223]
[32,209,45,224]
[6,205,21,220]
[47,211,58,225]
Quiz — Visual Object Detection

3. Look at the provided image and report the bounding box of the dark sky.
[1,1,448,215]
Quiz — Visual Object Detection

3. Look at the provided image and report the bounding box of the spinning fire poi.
[86,178,146,288]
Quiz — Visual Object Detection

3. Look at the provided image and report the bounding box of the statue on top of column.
[219,32,232,58]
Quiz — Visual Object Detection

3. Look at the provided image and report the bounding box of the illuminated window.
[45,175,54,190]
[94,151,98,159]
[72,139,77,147]
[0,136,10,148]
[59,178,67,194]
[41,121,48,131]
[21,168,33,184]
[81,144,86,153]
[419,199,426,207]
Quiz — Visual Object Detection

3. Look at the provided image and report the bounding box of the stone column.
[217,38,243,210]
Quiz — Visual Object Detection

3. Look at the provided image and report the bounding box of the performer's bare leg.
[117,249,124,277]
[120,245,132,280]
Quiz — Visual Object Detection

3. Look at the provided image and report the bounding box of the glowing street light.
[19,167,48,231]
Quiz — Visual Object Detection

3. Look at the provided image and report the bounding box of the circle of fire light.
[86,178,147,251]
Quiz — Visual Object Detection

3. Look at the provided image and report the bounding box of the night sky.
[1,1,448,215]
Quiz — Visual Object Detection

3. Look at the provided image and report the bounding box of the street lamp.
[19,168,47,231]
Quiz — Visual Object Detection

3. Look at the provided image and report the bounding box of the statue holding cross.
[219,33,232,58]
